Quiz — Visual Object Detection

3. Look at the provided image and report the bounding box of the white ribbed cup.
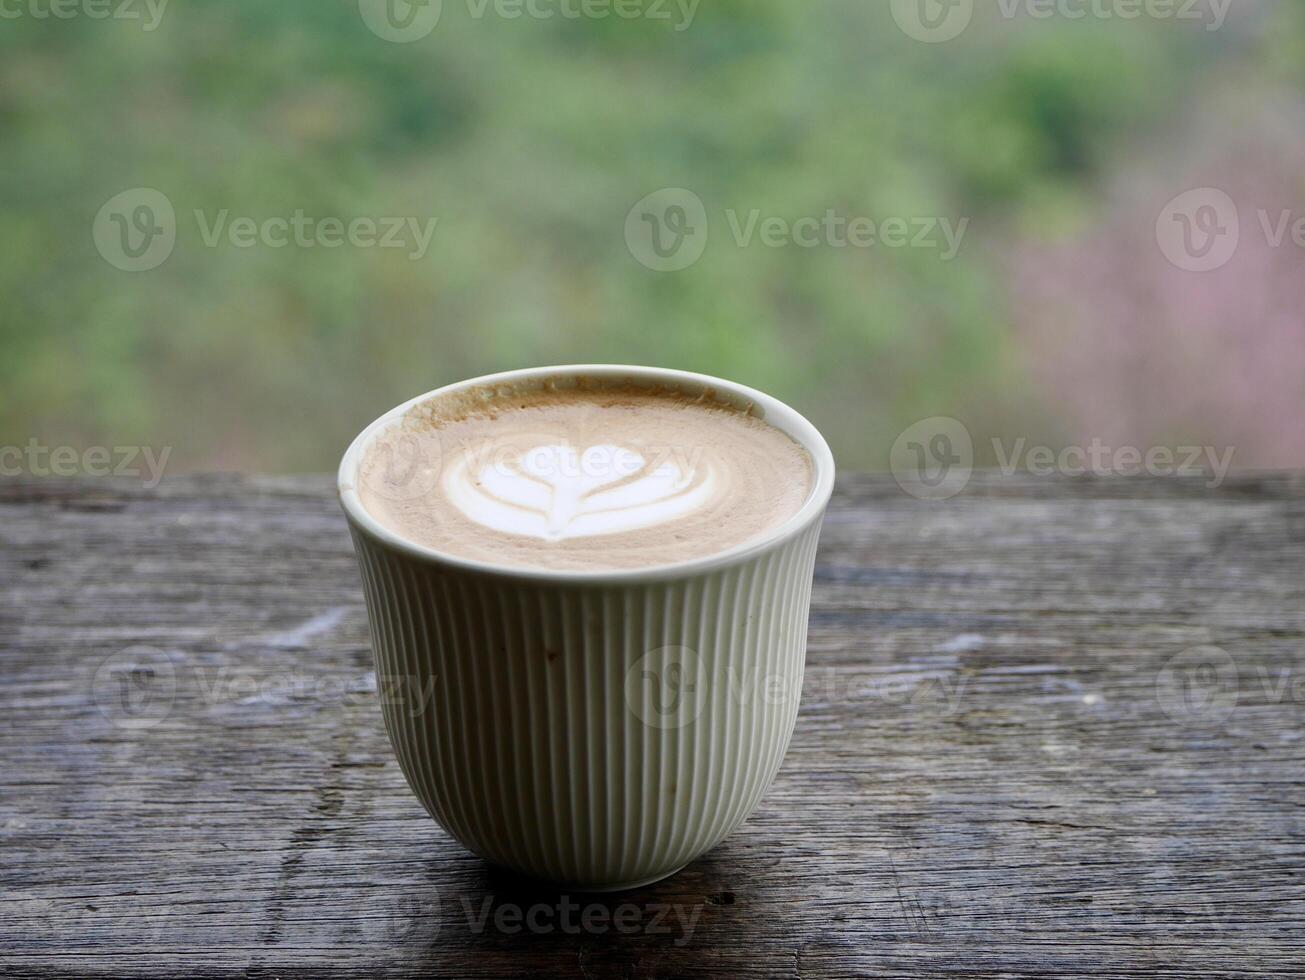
[339,366,835,890]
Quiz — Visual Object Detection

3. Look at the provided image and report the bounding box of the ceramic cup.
[338,365,835,890]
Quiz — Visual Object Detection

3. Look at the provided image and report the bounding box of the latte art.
[358,381,813,571]
[445,443,718,541]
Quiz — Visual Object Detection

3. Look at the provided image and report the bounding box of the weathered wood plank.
[1,473,1303,978]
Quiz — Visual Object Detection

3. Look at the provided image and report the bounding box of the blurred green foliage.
[0,0,1295,470]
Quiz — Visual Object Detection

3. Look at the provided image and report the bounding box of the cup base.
[493,862,691,894]
[574,864,690,893]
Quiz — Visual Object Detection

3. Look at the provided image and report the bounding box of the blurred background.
[3,0,1303,474]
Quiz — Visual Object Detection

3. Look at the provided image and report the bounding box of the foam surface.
[357,380,813,571]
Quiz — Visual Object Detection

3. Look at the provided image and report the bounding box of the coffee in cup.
[339,366,834,890]
[358,378,814,571]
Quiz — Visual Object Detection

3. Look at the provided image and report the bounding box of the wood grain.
[2,472,1303,978]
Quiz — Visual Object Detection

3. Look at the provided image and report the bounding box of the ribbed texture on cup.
[349,521,823,889]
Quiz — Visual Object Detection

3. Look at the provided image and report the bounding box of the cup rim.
[338,364,836,584]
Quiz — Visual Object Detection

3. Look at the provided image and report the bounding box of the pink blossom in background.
[1009,150,1305,469]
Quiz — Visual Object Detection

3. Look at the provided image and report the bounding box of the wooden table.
[3,473,1304,978]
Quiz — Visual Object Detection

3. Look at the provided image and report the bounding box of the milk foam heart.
[357,382,814,571]
[444,443,718,541]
